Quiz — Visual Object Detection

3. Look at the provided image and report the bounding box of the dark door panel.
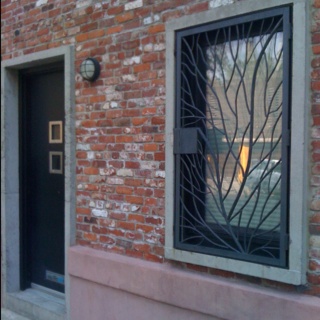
[20,65,65,293]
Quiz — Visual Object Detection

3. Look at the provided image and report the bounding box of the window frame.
[165,0,308,285]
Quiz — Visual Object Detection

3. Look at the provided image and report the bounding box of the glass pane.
[51,124,61,141]
[205,32,283,255]
[52,154,61,171]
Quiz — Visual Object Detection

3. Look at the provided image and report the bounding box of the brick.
[144,143,158,151]
[309,259,320,271]
[83,232,98,241]
[91,144,107,151]
[307,273,320,285]
[75,33,88,42]
[76,207,91,215]
[312,81,320,91]
[100,235,115,244]
[116,186,133,195]
[313,45,320,55]
[144,253,163,263]
[107,5,124,15]
[187,2,208,14]
[117,221,135,231]
[145,216,163,225]
[136,224,154,233]
[148,24,165,34]
[107,25,123,34]
[126,195,144,204]
[114,136,132,144]
[115,11,134,23]
[84,167,99,175]
[133,243,151,253]
[128,214,145,223]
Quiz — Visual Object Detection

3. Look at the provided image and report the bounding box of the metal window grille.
[174,7,291,267]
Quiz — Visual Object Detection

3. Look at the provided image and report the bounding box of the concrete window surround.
[1,46,76,319]
[165,0,309,285]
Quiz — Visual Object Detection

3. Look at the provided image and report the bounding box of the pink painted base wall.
[69,246,320,320]
[71,277,220,320]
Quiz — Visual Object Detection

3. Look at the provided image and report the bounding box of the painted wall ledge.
[68,246,319,320]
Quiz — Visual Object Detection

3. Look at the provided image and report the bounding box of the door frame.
[1,46,75,318]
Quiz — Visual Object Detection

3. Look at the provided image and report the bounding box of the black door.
[20,64,65,293]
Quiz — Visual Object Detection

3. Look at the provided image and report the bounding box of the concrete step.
[1,309,31,320]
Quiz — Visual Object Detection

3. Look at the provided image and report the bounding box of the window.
[165,0,308,285]
[174,8,291,267]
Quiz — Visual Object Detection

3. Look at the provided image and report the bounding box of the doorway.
[20,64,65,293]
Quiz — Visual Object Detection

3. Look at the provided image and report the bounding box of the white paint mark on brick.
[110,101,119,108]
[145,234,159,244]
[92,209,108,217]
[143,16,153,25]
[154,14,160,22]
[94,2,102,10]
[310,235,320,248]
[107,177,124,185]
[105,203,112,209]
[96,200,105,209]
[102,55,109,62]
[77,184,83,189]
[76,45,83,52]
[121,74,137,82]
[36,0,48,6]
[125,0,143,11]
[134,134,153,142]
[99,168,116,176]
[125,144,140,151]
[145,179,157,187]
[122,204,130,212]
[76,0,92,9]
[105,86,116,94]
[209,0,234,9]
[155,171,165,178]
[154,43,165,51]
[89,201,95,208]
[119,152,128,159]
[76,144,90,151]
[132,205,140,212]
[106,92,122,101]
[143,43,153,52]
[103,103,110,109]
[141,162,159,170]
[123,56,141,65]
[117,169,133,177]
[87,152,95,159]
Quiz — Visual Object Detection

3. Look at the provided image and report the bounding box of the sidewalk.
[1,309,31,320]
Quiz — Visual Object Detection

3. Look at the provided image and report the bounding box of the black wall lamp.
[80,57,100,82]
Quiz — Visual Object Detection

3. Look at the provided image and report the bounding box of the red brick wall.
[1,0,319,296]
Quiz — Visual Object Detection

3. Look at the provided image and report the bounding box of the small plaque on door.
[49,151,63,174]
[49,121,63,143]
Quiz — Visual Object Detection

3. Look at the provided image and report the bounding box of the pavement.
[1,309,31,320]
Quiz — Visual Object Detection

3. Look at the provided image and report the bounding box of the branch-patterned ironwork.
[175,10,290,266]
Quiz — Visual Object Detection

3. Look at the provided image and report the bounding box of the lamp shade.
[80,58,100,81]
